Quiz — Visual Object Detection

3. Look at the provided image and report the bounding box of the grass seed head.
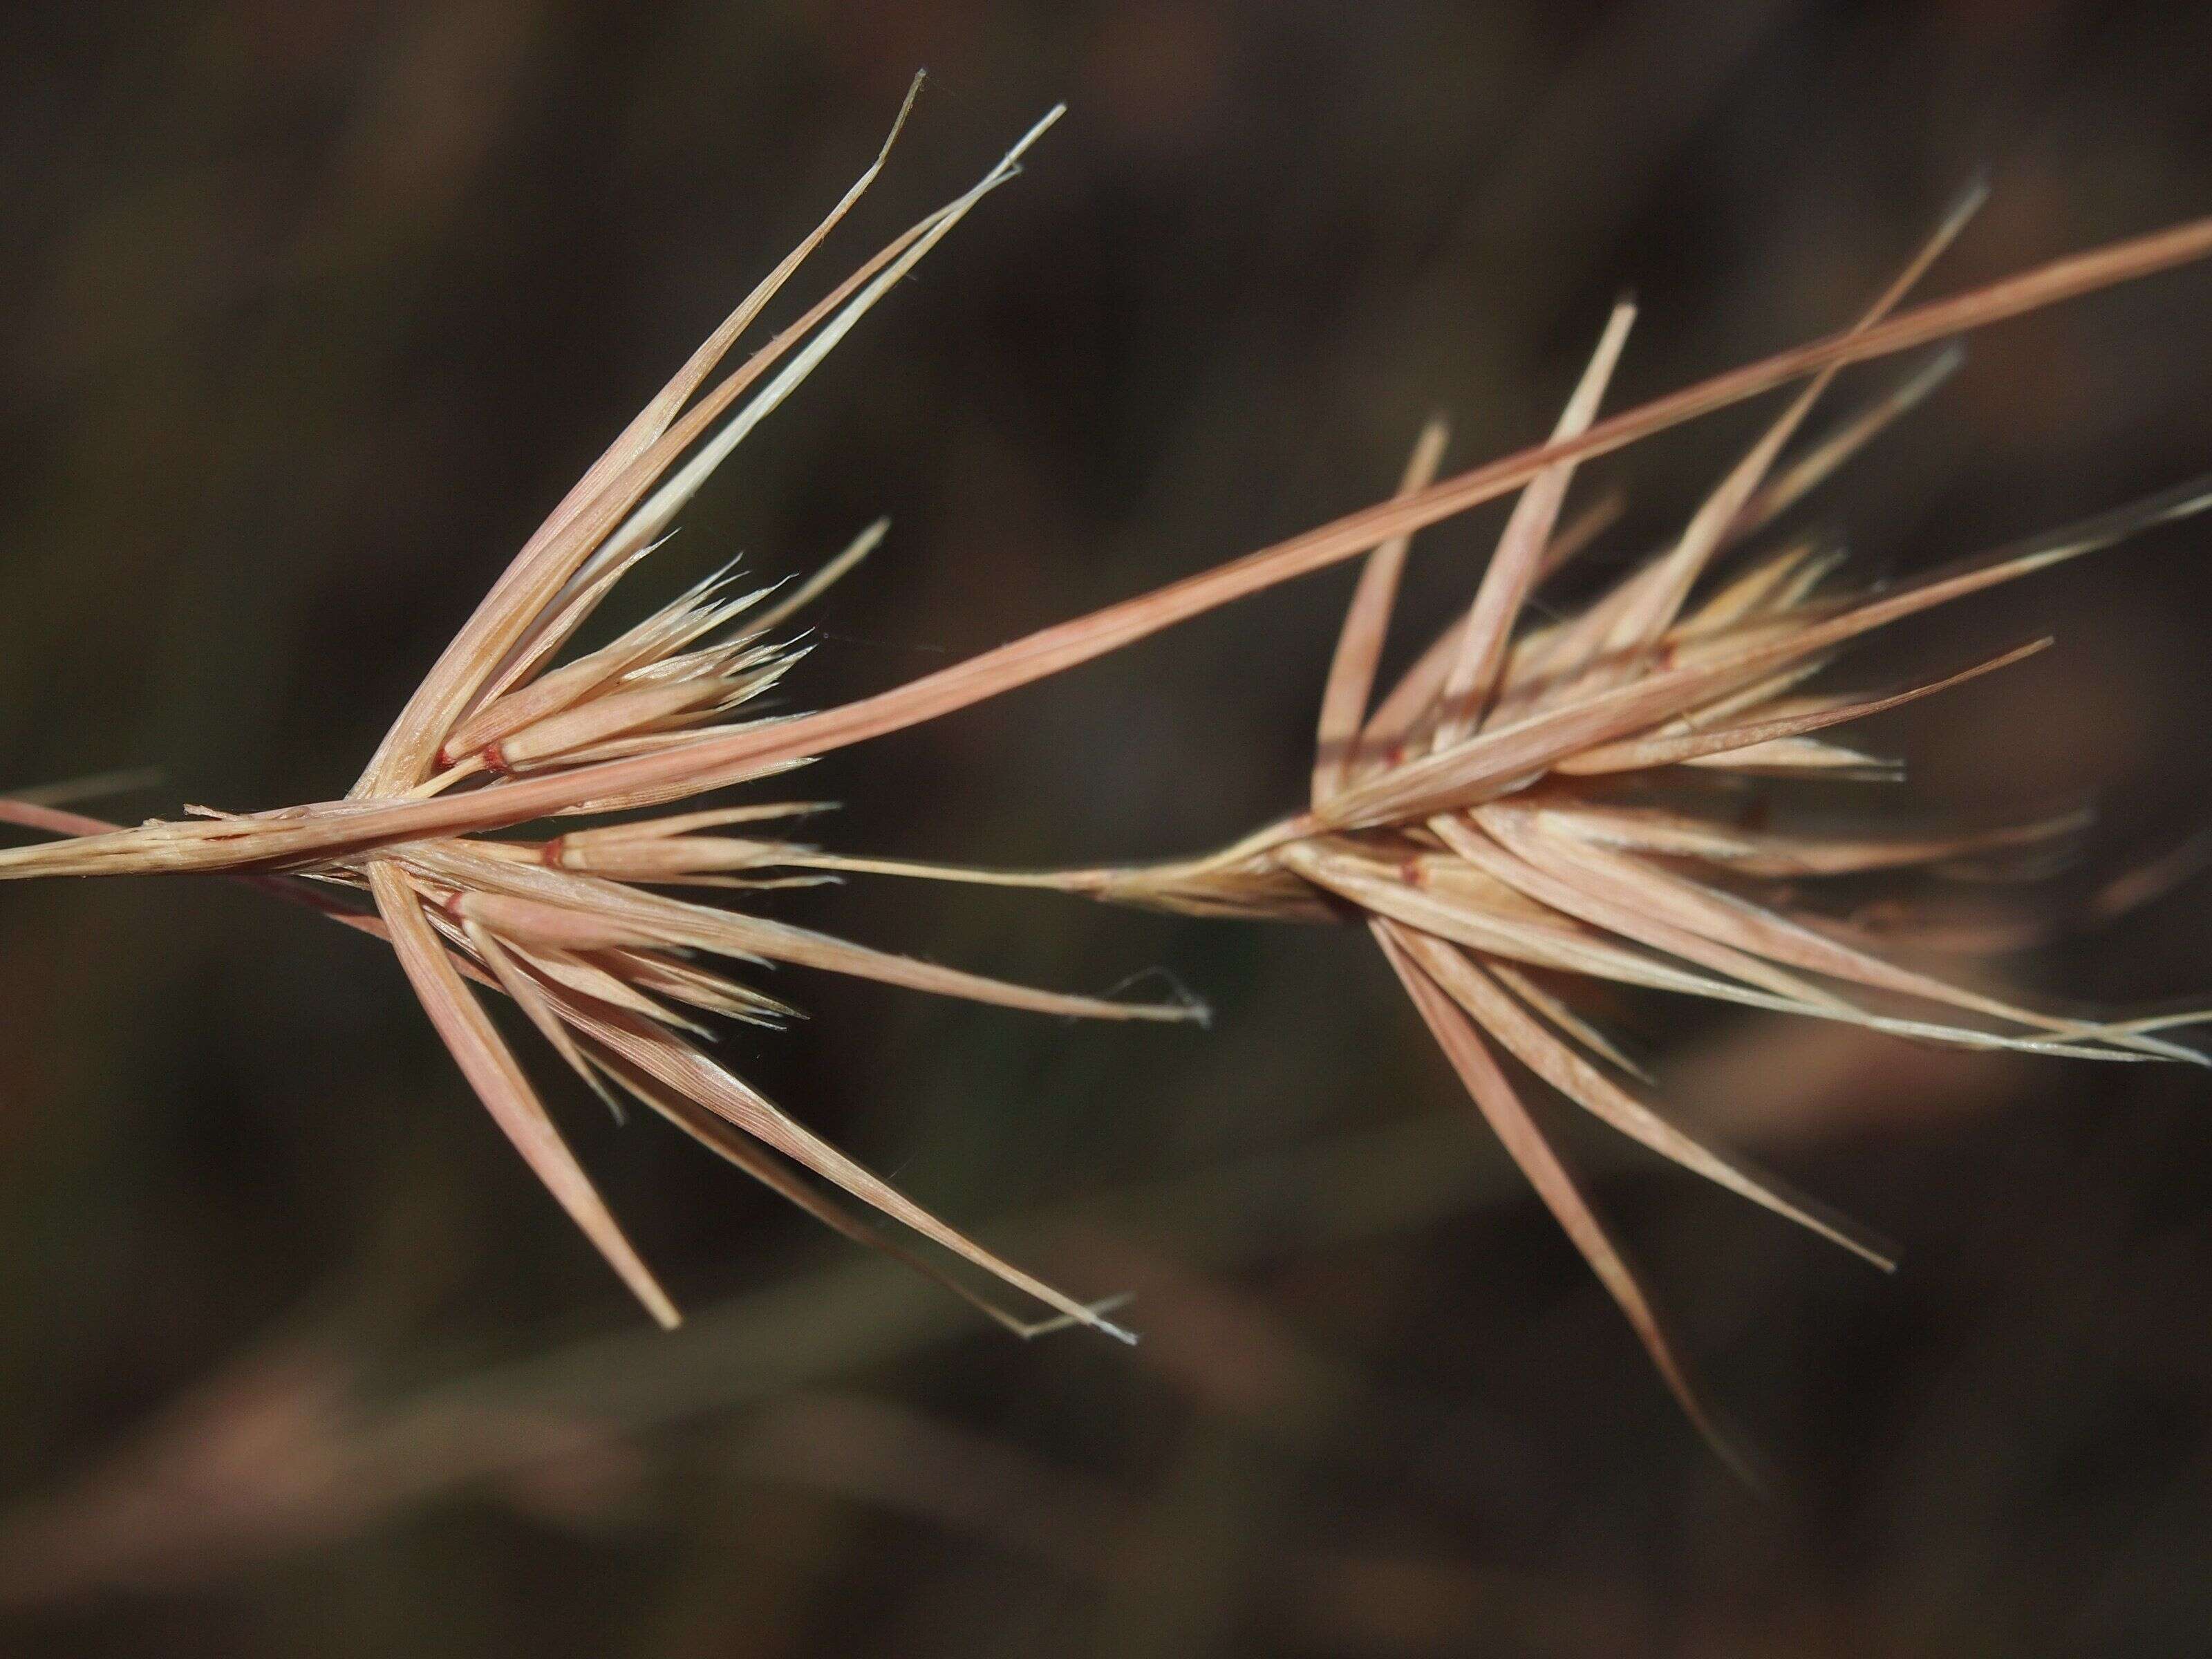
[3,84,2211,1426]
[929,200,2212,1452]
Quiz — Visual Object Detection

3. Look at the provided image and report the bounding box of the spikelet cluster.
[5,86,2212,1418]
[881,193,2212,1454]
[0,86,1206,1340]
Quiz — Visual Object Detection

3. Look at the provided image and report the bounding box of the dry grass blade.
[1735,345,1964,538]
[1315,474,2212,830]
[566,1002,1134,1340]
[1589,181,1986,664]
[1406,932,1895,1267]
[1486,959,1653,1082]
[751,516,890,635]
[0,800,128,839]
[1352,498,1628,764]
[1414,818,1853,1011]
[1470,807,2202,1063]
[583,1049,1103,1339]
[1554,637,2052,773]
[1432,298,1635,747]
[353,77,928,794]
[1266,833,2180,1062]
[1374,921,1753,1479]
[1311,418,1451,802]
[1526,800,2092,879]
[401,838,1203,1024]
[365,863,680,1327]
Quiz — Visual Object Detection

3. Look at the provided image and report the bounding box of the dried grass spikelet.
[6,91,2212,1383]
[0,84,1203,1342]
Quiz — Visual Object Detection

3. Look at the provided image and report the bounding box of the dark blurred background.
[3,1,2212,1653]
